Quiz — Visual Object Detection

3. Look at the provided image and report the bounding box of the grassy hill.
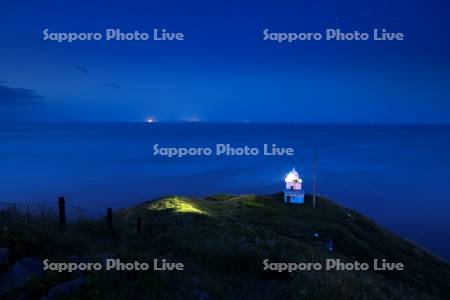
[1,194,449,299]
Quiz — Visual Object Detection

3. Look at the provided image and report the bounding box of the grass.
[0,193,449,299]
[145,196,208,215]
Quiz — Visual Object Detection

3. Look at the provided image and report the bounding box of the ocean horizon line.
[1,121,450,126]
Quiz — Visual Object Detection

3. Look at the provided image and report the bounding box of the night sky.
[0,0,449,123]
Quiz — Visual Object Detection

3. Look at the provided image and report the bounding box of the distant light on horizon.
[146,118,156,123]
[183,117,202,123]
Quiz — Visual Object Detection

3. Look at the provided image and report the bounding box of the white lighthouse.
[284,167,305,204]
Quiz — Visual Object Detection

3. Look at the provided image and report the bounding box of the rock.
[193,288,209,300]
[191,275,200,285]
[0,248,9,265]
[42,278,85,300]
[0,257,43,295]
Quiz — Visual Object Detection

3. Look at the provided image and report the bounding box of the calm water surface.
[0,123,449,259]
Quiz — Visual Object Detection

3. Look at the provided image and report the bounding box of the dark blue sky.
[0,0,449,123]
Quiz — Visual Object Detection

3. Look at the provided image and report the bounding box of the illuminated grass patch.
[148,197,206,214]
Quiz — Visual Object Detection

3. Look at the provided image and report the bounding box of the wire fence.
[0,201,57,229]
[0,198,143,237]
[0,199,90,230]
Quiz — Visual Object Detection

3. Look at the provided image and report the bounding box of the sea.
[0,122,449,259]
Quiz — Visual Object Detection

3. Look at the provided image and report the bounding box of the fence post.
[137,217,142,237]
[107,208,113,231]
[26,204,30,225]
[12,204,17,223]
[58,197,66,228]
